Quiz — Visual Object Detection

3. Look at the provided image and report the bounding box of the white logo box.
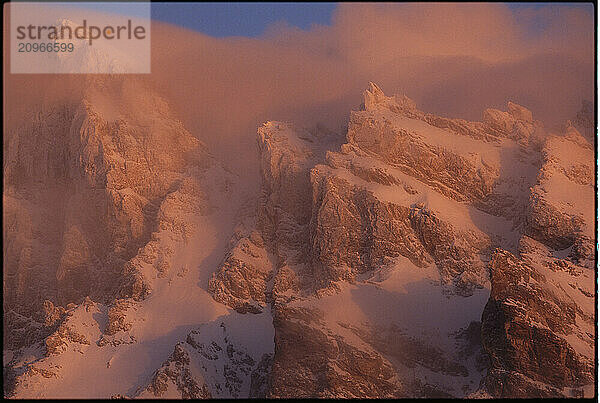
[10,1,151,74]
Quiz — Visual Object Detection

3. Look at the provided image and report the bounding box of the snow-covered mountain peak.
[507,101,533,123]
[4,81,595,399]
[563,122,593,149]
[362,82,417,113]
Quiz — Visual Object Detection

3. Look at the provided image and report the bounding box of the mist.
[5,3,594,175]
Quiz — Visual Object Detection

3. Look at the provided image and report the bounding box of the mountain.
[3,81,595,398]
[3,76,250,397]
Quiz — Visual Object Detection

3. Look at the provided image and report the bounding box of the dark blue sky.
[150,2,594,38]
[151,2,337,37]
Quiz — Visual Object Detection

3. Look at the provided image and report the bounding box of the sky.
[151,2,337,37]
[6,2,595,176]
[150,2,593,38]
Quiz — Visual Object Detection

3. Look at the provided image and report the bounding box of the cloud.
[5,3,594,174]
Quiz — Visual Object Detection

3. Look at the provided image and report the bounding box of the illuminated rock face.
[481,242,594,398]
[4,76,209,345]
[224,84,592,398]
[4,82,594,399]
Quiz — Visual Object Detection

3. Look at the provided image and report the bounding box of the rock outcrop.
[136,315,274,399]
[3,76,223,398]
[526,127,594,252]
[480,124,595,398]
[208,83,594,399]
[3,76,210,347]
[5,81,594,399]
[481,242,594,397]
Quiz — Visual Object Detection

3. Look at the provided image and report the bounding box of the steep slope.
[208,83,595,398]
[3,77,273,398]
[480,238,594,398]
[4,81,595,399]
[526,126,595,254]
[3,76,206,320]
[480,123,595,398]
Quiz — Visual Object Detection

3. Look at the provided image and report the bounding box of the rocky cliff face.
[208,83,594,398]
[3,76,209,323]
[480,120,595,398]
[4,81,595,398]
[481,241,594,398]
[135,313,274,399]
[3,77,241,398]
[526,126,594,253]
